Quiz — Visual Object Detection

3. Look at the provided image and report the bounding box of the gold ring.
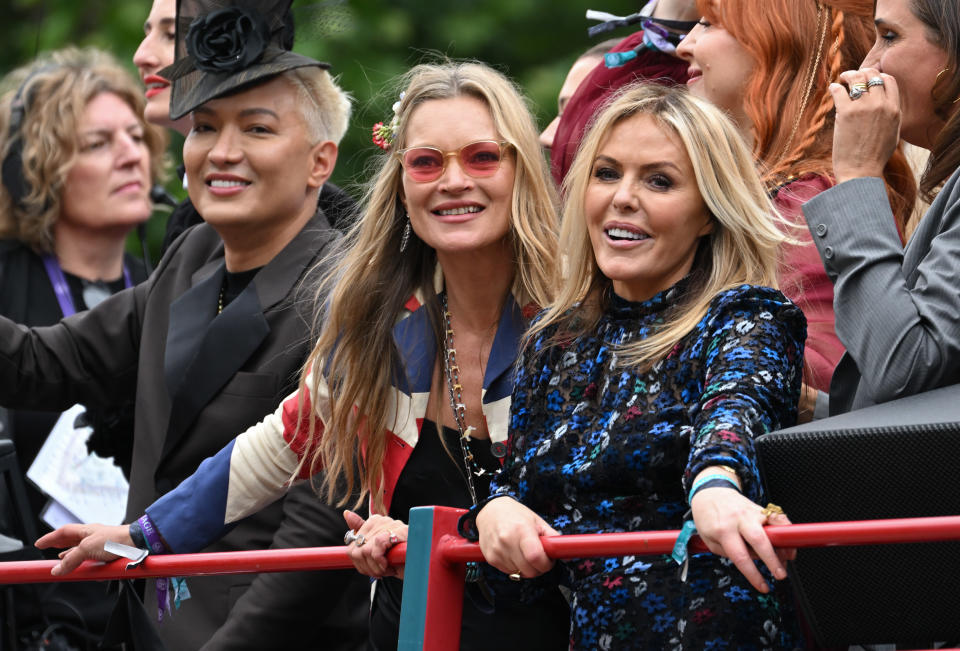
[849,82,868,100]
[508,572,522,582]
[761,503,785,519]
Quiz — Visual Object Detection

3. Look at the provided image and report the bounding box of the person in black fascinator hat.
[0,0,368,649]
[145,0,357,255]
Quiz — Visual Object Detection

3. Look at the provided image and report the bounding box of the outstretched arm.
[36,380,329,571]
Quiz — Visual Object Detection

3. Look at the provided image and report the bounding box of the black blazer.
[0,213,368,650]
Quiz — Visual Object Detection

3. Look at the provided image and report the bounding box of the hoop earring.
[399,215,411,252]
[934,68,960,104]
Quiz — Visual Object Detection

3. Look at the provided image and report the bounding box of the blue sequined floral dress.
[489,282,806,650]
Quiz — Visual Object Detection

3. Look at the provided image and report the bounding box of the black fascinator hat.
[161,0,330,120]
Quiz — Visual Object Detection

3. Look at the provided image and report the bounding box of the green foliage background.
[2,0,638,256]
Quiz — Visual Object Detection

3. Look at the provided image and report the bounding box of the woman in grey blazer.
[802,0,960,416]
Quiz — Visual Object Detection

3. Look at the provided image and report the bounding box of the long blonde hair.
[0,47,167,252]
[532,83,784,370]
[302,61,559,512]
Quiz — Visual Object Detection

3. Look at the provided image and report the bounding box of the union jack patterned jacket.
[146,291,531,553]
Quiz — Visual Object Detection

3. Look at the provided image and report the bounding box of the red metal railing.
[2,513,959,649]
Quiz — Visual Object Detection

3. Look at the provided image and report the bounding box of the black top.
[221,266,262,311]
[370,419,569,651]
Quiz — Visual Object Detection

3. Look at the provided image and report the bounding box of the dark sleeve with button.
[802,172,960,406]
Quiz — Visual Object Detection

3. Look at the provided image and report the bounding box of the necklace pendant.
[463,425,475,441]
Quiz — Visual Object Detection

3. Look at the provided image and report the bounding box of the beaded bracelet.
[688,474,741,504]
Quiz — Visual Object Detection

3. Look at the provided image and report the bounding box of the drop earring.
[399,216,411,252]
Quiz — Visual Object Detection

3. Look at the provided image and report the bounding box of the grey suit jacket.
[802,167,960,415]
[0,211,368,650]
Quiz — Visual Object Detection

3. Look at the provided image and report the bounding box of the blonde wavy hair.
[0,47,167,253]
[532,83,785,370]
[300,60,559,512]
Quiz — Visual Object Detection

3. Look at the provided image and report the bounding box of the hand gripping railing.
[2,510,960,650]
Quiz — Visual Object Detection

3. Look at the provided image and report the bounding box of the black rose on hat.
[185,6,271,74]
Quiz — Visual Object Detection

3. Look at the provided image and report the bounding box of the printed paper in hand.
[26,404,128,527]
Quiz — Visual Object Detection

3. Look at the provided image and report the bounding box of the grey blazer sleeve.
[802,172,960,405]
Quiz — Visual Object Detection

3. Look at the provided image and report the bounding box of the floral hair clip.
[372,91,404,150]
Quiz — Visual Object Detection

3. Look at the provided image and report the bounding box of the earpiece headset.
[1,65,58,209]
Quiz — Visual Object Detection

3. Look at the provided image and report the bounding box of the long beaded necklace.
[441,292,499,587]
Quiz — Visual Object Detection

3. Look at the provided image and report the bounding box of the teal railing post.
[397,506,467,650]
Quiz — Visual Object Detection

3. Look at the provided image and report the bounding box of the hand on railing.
[474,496,558,580]
[35,523,132,576]
[690,488,796,593]
[343,510,407,579]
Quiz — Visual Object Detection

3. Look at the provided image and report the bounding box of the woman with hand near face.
[676,0,917,419]
[801,0,960,414]
[468,83,806,649]
[38,61,570,649]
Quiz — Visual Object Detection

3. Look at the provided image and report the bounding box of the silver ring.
[343,530,358,545]
[849,86,865,100]
[867,76,885,88]
[508,572,522,582]
[354,533,366,548]
[387,532,400,546]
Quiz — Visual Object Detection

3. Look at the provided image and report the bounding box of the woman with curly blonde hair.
[0,45,165,647]
[0,47,166,255]
[0,45,166,506]
[676,0,917,416]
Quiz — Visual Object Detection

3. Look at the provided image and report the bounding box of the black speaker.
[756,384,960,646]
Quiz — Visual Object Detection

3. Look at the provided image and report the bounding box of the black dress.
[369,419,570,650]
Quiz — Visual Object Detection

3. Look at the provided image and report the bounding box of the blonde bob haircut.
[0,47,167,253]
[300,60,560,512]
[532,82,786,370]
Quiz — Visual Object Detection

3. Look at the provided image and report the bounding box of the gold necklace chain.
[441,292,486,506]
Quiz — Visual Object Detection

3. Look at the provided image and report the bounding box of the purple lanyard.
[42,254,133,318]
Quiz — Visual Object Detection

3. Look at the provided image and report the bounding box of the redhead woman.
[468,83,806,649]
[802,0,960,414]
[38,60,571,650]
[676,0,916,417]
